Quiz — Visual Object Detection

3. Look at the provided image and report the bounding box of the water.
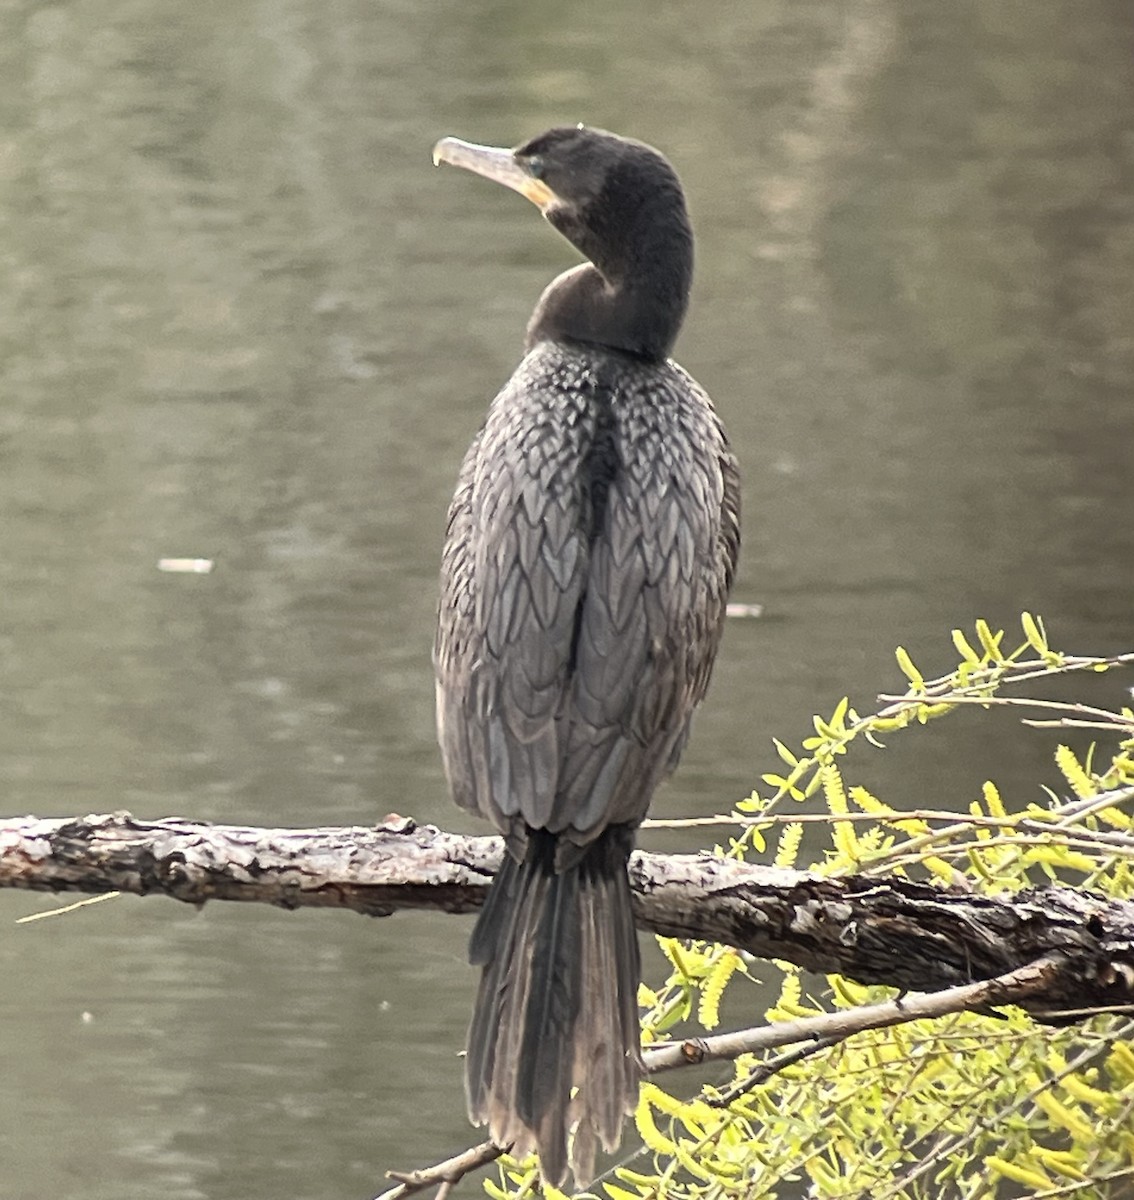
[1,0,1132,1196]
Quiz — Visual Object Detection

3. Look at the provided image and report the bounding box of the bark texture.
[2,811,1132,1014]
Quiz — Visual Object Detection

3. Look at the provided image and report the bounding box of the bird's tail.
[466,825,642,1188]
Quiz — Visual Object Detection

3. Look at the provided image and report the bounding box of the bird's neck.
[526,216,692,362]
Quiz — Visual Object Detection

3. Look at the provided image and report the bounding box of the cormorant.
[432,125,740,1187]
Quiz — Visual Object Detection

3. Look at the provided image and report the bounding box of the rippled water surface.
[1,1,1132,1196]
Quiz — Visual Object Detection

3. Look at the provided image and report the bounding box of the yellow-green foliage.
[484,619,1134,1200]
[617,1004,1134,1200]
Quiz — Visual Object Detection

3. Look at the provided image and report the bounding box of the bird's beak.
[432,137,557,212]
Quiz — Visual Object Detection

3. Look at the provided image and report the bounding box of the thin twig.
[375,1140,506,1200]
[1018,820,1134,849]
[1028,1166,1134,1198]
[859,830,1134,876]
[641,784,1134,832]
[707,1035,841,1107]
[1023,718,1134,732]
[876,691,1134,727]
[880,652,1134,704]
[643,955,1064,1073]
[1022,1003,1134,1020]
[843,785,1134,876]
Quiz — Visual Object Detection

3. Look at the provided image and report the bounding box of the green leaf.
[895,645,924,688]
[1021,611,1047,654]
[974,619,1004,660]
[984,1155,1054,1189]
[952,628,982,665]
[603,1185,643,1200]
[772,737,800,767]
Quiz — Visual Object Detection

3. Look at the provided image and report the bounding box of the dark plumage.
[432,125,740,1186]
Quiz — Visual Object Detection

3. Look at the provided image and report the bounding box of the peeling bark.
[2,811,1131,1014]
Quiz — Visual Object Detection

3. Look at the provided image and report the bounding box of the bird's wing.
[434,364,592,846]
[551,380,739,845]
[434,356,739,856]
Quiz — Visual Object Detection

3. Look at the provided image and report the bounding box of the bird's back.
[435,339,740,865]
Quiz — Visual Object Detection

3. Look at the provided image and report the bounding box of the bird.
[431,125,740,1188]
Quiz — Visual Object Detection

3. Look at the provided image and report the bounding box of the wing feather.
[434,345,740,854]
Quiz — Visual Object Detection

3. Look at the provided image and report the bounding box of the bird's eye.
[527,155,546,179]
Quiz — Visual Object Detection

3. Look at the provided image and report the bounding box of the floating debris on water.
[157,558,215,574]
[725,602,763,619]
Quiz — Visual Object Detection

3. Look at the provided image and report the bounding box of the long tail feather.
[466,826,642,1187]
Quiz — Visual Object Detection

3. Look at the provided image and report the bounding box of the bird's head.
[433,125,693,360]
[433,125,690,291]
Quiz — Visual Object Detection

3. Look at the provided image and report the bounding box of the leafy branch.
[579,617,1134,1200]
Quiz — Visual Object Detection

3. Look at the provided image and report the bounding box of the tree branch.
[642,954,1066,1073]
[3,811,1132,1013]
[375,1140,505,1200]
